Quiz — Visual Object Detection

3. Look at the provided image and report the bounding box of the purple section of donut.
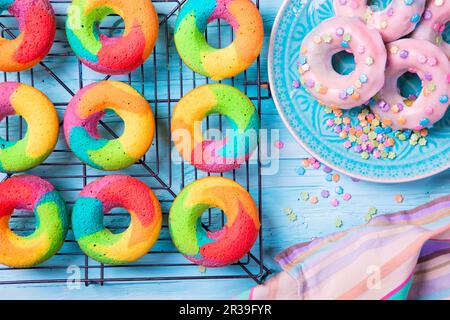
[0,82,19,120]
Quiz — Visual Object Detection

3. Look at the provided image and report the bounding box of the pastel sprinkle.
[274,140,285,149]
[300,192,310,201]
[404,0,414,5]
[423,10,432,20]
[427,57,438,66]
[343,193,352,201]
[342,33,351,41]
[321,190,330,198]
[336,27,345,36]
[296,167,306,175]
[390,46,399,54]
[435,0,443,6]
[292,80,301,88]
[359,74,368,83]
[395,194,404,203]
[310,196,319,205]
[440,95,449,104]
[332,173,340,182]
[399,50,409,59]
[331,198,340,207]
[335,186,344,195]
[365,56,374,65]
[335,217,343,228]
[368,207,378,216]
[410,14,421,23]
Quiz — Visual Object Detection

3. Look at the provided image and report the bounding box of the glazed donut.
[66,0,158,75]
[298,16,387,109]
[64,81,155,171]
[0,82,59,173]
[72,175,162,265]
[174,0,264,80]
[169,177,260,267]
[333,0,426,42]
[171,84,259,173]
[369,39,450,130]
[0,0,55,72]
[411,0,450,59]
[0,175,68,268]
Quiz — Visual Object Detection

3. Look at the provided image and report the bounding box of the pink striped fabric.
[247,195,450,300]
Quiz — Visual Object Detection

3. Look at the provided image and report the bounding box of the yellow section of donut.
[183,177,260,227]
[10,84,59,158]
[75,81,154,160]
[0,35,40,72]
[171,85,217,159]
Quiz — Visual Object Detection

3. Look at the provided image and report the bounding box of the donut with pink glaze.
[333,0,426,42]
[298,16,387,110]
[369,39,450,130]
[411,0,450,59]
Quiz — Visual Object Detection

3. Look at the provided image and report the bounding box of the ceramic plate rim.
[268,0,450,184]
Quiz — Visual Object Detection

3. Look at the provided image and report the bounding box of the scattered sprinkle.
[335,186,344,195]
[332,173,340,183]
[331,198,340,207]
[274,140,285,149]
[296,167,306,176]
[198,266,207,273]
[321,190,330,198]
[335,217,344,228]
[300,192,310,201]
[310,196,319,205]
[395,194,404,203]
[343,193,352,201]
[368,207,378,216]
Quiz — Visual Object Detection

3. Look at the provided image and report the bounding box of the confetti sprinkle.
[335,217,344,228]
[395,194,404,203]
[335,186,344,195]
[296,167,306,176]
[275,140,285,149]
[332,173,340,183]
[343,193,352,201]
[198,266,207,273]
[300,192,310,201]
[321,190,330,198]
[331,198,340,207]
[310,196,319,205]
[368,207,378,216]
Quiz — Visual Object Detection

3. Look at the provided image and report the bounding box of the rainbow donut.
[72,175,162,265]
[333,0,426,42]
[174,0,264,80]
[171,84,259,173]
[0,82,59,173]
[66,0,159,75]
[369,39,450,130]
[0,0,55,72]
[298,16,387,110]
[0,175,68,268]
[411,0,450,59]
[169,177,260,267]
[64,81,155,171]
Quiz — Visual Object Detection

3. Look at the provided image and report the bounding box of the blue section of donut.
[72,197,105,240]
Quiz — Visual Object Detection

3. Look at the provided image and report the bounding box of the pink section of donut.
[411,0,450,59]
[0,82,19,120]
[191,138,248,172]
[333,0,426,42]
[371,39,450,130]
[63,83,104,142]
[207,0,240,29]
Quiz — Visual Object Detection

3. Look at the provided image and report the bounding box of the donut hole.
[104,207,131,234]
[0,115,28,144]
[367,0,391,11]
[201,207,227,233]
[206,19,235,49]
[397,71,422,100]
[97,14,125,38]
[332,51,356,75]
[9,209,36,237]
[443,21,450,44]
[97,109,125,140]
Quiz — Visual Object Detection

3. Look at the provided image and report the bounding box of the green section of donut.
[174,14,214,77]
[169,185,211,256]
[0,134,51,173]
[66,0,113,60]
[29,191,68,265]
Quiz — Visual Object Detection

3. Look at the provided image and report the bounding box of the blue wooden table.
[0,0,449,299]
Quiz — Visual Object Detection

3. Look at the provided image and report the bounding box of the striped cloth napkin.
[245,195,450,300]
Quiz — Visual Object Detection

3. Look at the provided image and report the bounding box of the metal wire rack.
[0,0,272,286]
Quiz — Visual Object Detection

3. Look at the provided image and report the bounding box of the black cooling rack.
[0,0,272,286]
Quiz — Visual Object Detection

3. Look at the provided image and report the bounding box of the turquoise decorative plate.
[269,0,450,183]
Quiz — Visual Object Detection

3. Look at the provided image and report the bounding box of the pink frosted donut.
[369,39,450,130]
[411,0,450,60]
[299,16,387,110]
[333,0,426,42]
